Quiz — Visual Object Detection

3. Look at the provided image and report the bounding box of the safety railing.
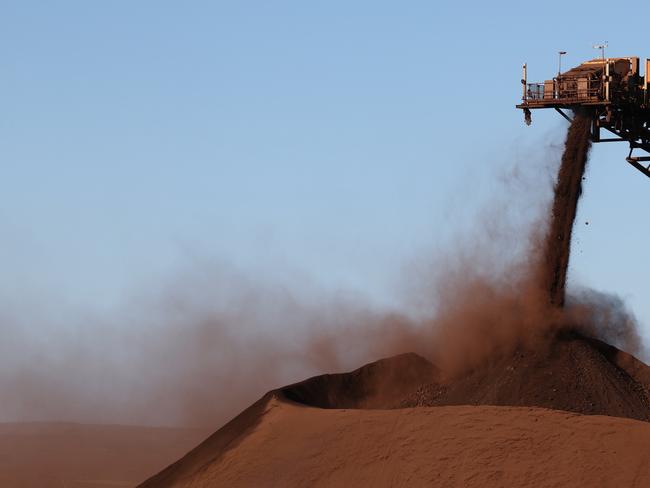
[524,77,604,103]
[525,83,546,100]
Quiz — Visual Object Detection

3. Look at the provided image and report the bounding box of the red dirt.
[138,350,650,487]
[280,352,437,409]
[401,332,650,421]
[271,332,650,422]
[154,404,650,487]
[0,423,209,488]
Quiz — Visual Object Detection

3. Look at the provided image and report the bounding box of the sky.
[2,1,650,343]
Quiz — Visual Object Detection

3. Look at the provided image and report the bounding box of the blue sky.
[2,1,650,342]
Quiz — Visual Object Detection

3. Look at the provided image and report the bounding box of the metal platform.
[517,57,650,178]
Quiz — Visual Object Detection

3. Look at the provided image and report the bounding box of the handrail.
[523,77,604,102]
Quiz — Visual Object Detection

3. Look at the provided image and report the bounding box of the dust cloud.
[0,121,646,429]
[0,266,423,428]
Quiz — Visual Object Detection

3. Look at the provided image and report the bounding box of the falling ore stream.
[542,111,592,307]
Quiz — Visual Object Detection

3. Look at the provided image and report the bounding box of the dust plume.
[0,264,423,428]
[0,116,646,430]
[401,113,644,375]
[565,287,643,356]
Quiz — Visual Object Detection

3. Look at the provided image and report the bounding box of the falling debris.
[541,112,592,307]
